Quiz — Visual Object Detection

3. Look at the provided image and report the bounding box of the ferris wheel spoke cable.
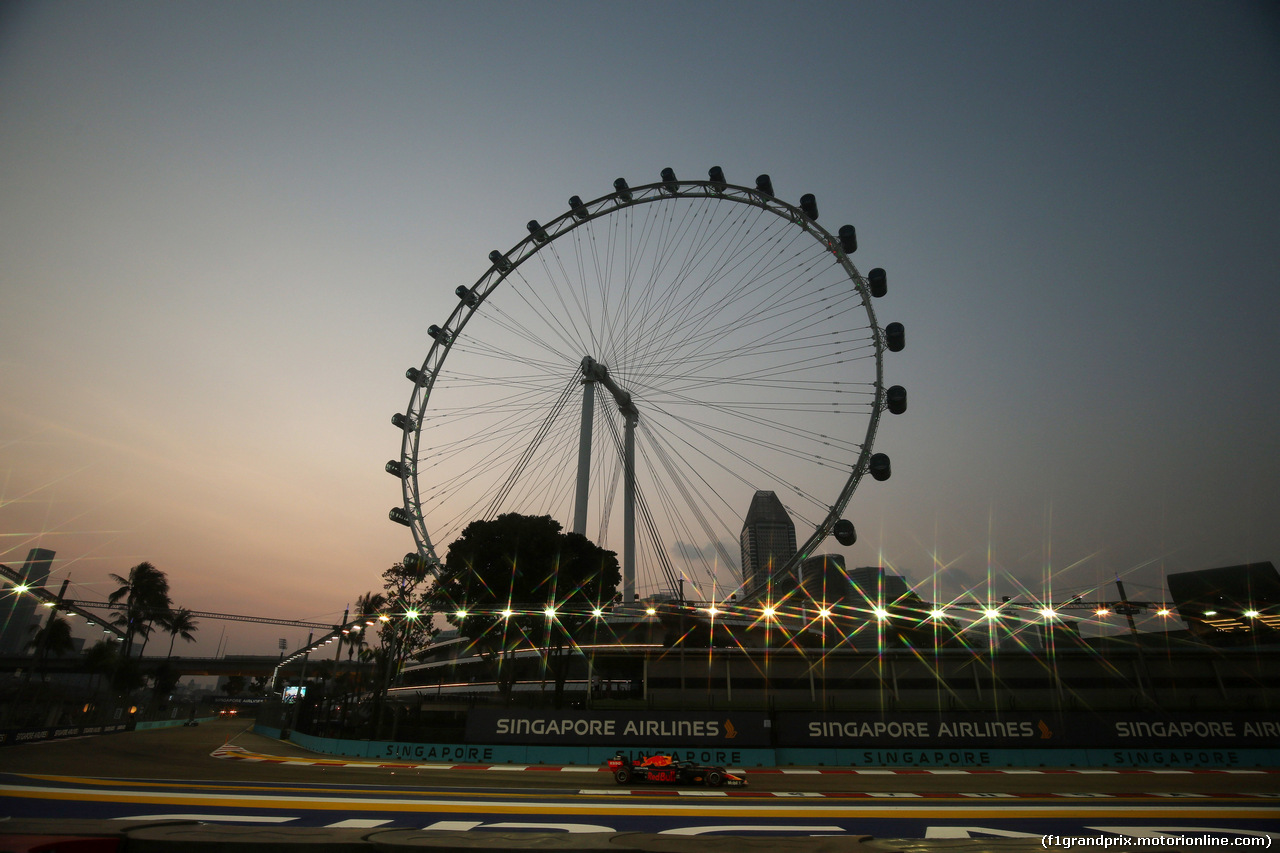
[642,400,834,517]
[629,201,764,357]
[642,314,861,374]
[637,384,860,455]
[623,201,727,370]
[547,199,808,387]
[480,371,579,521]
[481,281,587,368]
[598,450,622,549]
[529,244,604,358]
[501,382,591,520]
[629,332,874,395]
[631,201,719,334]
[638,420,741,592]
[598,405,682,599]
[631,343,874,403]
[489,401,581,515]
[446,329,573,375]
[634,437,701,599]
[463,291,565,359]
[633,262,841,382]
[636,373,873,405]
[416,393,560,467]
[424,378,559,415]
[664,279,854,371]
[621,236,818,395]
[625,240,794,368]
[637,381,864,459]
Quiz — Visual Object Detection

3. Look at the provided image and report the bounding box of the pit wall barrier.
[1,716,224,745]
[254,724,1280,769]
[134,716,218,731]
[1,723,130,746]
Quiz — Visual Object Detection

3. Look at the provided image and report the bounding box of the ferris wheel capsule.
[403,552,429,574]
[660,167,679,194]
[885,322,905,352]
[800,194,819,220]
[839,225,857,254]
[886,385,907,415]
[869,453,892,481]
[868,268,887,298]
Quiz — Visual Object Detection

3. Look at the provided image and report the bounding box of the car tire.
[706,768,725,787]
[614,766,632,784]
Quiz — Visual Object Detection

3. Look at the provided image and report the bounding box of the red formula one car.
[606,753,747,787]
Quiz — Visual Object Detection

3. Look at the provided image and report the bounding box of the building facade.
[738,491,796,597]
[0,548,55,657]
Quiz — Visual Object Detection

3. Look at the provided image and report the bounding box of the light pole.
[285,631,313,740]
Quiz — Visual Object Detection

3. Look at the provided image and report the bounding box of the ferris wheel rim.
[396,172,888,589]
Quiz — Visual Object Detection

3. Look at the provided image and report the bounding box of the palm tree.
[25,614,75,681]
[349,590,386,664]
[108,562,171,657]
[84,639,118,692]
[161,607,199,659]
[355,591,387,623]
[353,589,386,624]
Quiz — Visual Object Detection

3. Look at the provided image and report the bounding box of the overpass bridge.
[0,654,374,680]
[3,557,381,669]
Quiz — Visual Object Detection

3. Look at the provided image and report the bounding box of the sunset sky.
[2,1,1277,656]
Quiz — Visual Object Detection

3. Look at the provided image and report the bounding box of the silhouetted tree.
[150,661,181,708]
[110,654,146,694]
[107,562,171,657]
[161,607,199,658]
[434,513,619,702]
[355,591,387,621]
[84,639,118,692]
[378,564,436,674]
[25,614,75,681]
[347,590,385,667]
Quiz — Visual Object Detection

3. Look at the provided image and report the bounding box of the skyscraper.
[0,548,55,657]
[739,491,796,596]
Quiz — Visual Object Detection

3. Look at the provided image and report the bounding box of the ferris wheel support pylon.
[576,356,640,602]
[572,361,596,538]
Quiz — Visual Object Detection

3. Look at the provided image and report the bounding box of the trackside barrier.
[0,723,130,746]
[255,724,1280,768]
[134,716,218,731]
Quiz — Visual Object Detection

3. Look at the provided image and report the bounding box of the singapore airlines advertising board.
[465,709,769,746]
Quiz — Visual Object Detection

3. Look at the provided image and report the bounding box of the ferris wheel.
[387,167,906,604]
